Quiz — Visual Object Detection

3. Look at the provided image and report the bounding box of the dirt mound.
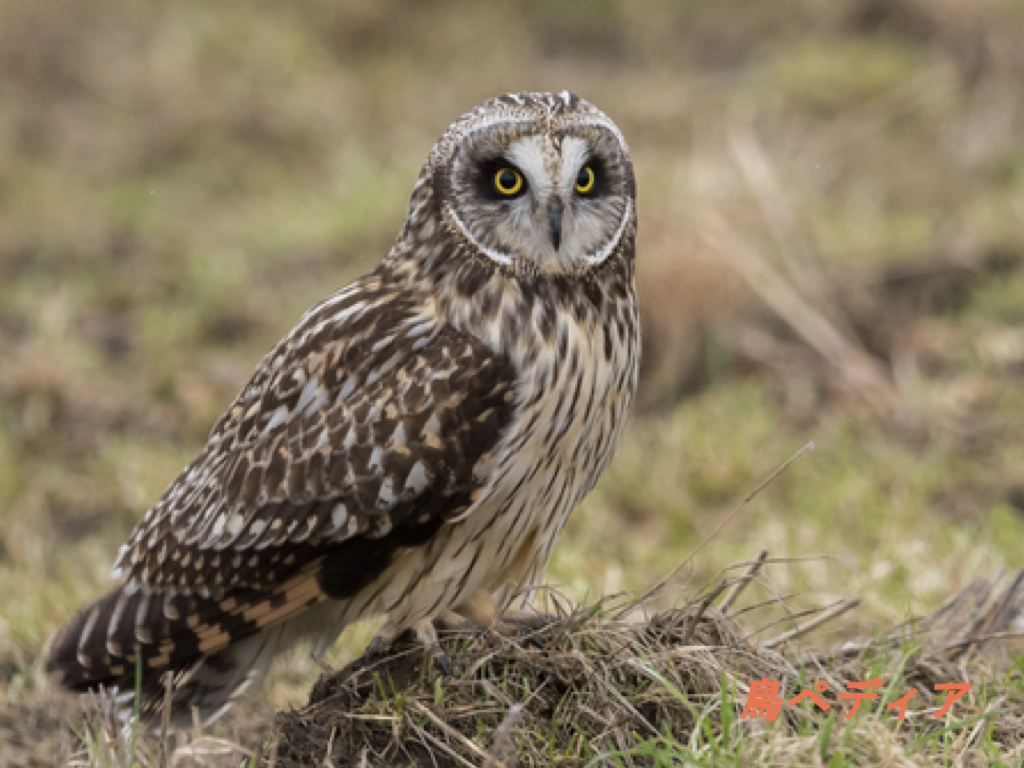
[271,564,1024,767]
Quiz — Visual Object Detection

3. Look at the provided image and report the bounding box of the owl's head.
[416,92,635,277]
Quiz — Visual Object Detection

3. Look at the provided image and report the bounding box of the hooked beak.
[547,197,564,251]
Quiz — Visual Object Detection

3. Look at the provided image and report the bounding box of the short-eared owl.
[49,91,640,726]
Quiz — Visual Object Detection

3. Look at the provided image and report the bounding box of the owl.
[48,91,640,727]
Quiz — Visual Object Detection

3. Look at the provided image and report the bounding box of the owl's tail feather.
[47,563,327,728]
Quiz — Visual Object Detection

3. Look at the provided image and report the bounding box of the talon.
[361,624,399,665]
[522,635,546,650]
[498,622,548,649]
[435,647,453,677]
[361,638,383,663]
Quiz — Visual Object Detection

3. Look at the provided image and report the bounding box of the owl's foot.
[360,620,452,676]
[413,618,452,676]
[500,608,559,632]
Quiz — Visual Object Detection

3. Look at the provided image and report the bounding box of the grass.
[2,0,1024,765]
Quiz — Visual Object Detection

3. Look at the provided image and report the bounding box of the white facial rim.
[581,196,632,266]
[446,118,631,267]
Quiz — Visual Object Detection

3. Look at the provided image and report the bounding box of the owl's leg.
[452,589,499,629]
[361,620,452,676]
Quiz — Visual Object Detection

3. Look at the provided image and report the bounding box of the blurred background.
[2,0,1024,750]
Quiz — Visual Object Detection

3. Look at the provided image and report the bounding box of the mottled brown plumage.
[49,91,640,727]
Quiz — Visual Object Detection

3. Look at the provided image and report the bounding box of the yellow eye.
[575,165,596,194]
[493,168,524,196]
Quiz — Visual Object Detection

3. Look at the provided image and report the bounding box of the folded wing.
[49,273,516,691]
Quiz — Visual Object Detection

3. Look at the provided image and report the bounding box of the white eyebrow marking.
[558,137,590,192]
[507,136,553,198]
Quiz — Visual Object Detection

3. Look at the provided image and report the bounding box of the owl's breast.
[475,287,640,514]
